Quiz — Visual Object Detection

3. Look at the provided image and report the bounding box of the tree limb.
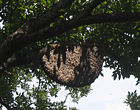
[78,12,140,25]
[0,12,140,67]
[0,49,41,72]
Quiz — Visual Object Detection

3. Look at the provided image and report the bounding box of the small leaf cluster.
[125,90,140,110]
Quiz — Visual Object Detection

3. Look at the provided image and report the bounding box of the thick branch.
[78,12,140,25]
[0,46,50,72]
[0,12,140,66]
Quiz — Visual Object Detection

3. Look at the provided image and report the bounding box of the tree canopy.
[0,0,140,109]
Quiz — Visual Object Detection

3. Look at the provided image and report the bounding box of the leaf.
[112,73,117,80]
[47,0,51,6]
[50,23,54,27]
[108,38,113,42]
[78,26,83,30]
[41,0,47,5]
[60,9,65,12]
[0,0,2,5]
[108,10,112,13]
[118,73,121,80]
[100,73,104,77]
[60,15,64,18]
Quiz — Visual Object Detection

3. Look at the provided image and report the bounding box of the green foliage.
[0,66,91,109]
[66,86,92,103]
[0,0,140,109]
[125,90,140,110]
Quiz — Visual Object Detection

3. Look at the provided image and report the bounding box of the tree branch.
[0,12,139,67]
[0,49,41,71]
[78,12,140,25]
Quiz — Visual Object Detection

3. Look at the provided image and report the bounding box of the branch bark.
[0,10,140,69]
[78,12,140,25]
[0,47,42,73]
